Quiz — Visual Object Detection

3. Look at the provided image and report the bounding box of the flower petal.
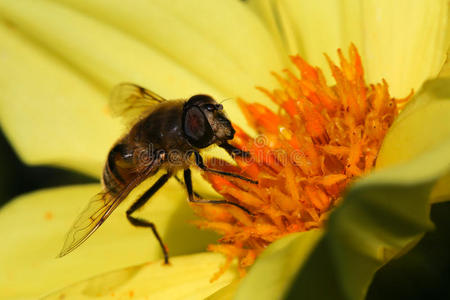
[56,0,284,101]
[0,0,220,98]
[242,0,302,58]
[279,0,350,74]
[206,280,240,300]
[430,173,450,204]
[234,230,324,300]
[438,48,450,77]
[377,78,450,168]
[0,22,121,177]
[377,78,450,205]
[246,0,366,83]
[281,140,450,300]
[54,0,283,134]
[0,0,283,174]
[0,181,216,299]
[362,0,450,97]
[0,0,226,173]
[42,253,237,300]
[0,0,281,138]
[256,0,449,96]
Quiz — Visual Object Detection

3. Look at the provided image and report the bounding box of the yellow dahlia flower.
[0,1,449,299]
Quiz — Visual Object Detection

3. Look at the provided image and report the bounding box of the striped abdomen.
[102,143,135,194]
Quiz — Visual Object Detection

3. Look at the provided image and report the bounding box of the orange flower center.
[192,45,411,280]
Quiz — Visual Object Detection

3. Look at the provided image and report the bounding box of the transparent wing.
[58,160,161,257]
[110,83,167,127]
[58,190,121,257]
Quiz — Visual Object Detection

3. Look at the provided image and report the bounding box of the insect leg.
[194,151,258,184]
[219,141,251,158]
[184,168,252,215]
[173,174,201,198]
[126,172,171,264]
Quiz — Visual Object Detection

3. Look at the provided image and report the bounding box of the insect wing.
[58,156,162,257]
[110,83,167,127]
[58,190,123,257]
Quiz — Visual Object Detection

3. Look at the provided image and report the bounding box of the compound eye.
[184,106,214,148]
[185,106,206,137]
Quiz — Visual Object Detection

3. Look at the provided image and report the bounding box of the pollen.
[192,45,412,280]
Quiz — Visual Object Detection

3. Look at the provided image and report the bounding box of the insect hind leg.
[183,168,253,215]
[126,172,171,264]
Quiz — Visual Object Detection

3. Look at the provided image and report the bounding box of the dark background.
[0,128,95,207]
[0,127,448,300]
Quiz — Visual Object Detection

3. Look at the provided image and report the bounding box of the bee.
[58,83,257,264]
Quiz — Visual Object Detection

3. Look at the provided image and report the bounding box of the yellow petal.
[0,0,280,135]
[280,0,349,74]
[284,140,450,299]
[430,173,450,203]
[363,0,450,97]
[377,78,450,168]
[242,0,301,58]
[57,0,284,100]
[438,48,450,77]
[0,0,282,174]
[0,181,216,299]
[377,78,450,204]
[247,0,365,83]
[42,253,237,300]
[206,280,240,300]
[253,0,449,96]
[0,22,121,177]
[0,0,219,98]
[235,230,324,300]
[150,0,284,94]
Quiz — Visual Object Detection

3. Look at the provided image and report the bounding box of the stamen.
[192,44,412,280]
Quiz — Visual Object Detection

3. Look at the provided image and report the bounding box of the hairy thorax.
[103,101,197,193]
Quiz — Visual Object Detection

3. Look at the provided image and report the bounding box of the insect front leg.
[183,168,252,215]
[194,151,258,184]
[126,172,171,264]
[219,141,251,158]
[173,174,201,198]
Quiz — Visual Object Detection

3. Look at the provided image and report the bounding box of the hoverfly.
[58,83,257,264]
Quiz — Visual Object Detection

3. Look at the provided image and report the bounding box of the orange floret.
[192,44,412,280]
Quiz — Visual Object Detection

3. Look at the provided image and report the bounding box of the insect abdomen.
[102,143,134,193]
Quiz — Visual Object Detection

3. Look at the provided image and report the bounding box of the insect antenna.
[220,98,233,104]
